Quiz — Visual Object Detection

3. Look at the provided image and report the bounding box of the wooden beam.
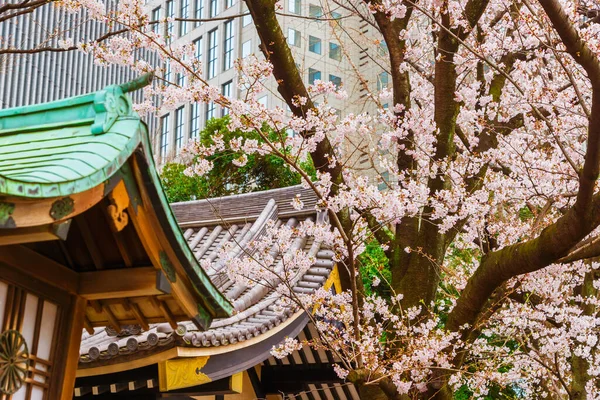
[75,215,105,270]
[88,300,121,332]
[78,267,168,300]
[151,297,178,330]
[3,184,106,228]
[0,244,78,294]
[0,220,71,245]
[83,316,94,335]
[121,298,150,331]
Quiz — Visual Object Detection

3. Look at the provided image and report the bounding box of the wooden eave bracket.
[0,220,72,246]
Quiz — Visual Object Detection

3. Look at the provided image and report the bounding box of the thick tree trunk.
[359,385,391,400]
[570,269,599,399]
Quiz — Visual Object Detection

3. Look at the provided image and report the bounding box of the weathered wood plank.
[0,244,79,294]
[78,267,165,300]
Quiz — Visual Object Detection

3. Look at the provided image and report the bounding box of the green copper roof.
[0,74,234,321]
[0,74,152,198]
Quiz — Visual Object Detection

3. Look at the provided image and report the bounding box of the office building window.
[309,4,322,19]
[152,7,161,33]
[308,36,321,54]
[288,0,300,14]
[329,74,342,88]
[242,40,252,58]
[242,8,252,26]
[331,10,341,24]
[308,68,321,84]
[180,0,189,36]
[190,103,201,138]
[177,73,186,86]
[160,114,170,159]
[207,29,218,79]
[287,28,300,47]
[166,0,174,41]
[226,0,234,8]
[329,42,341,61]
[378,41,388,56]
[164,60,172,83]
[175,107,185,150]
[206,101,216,121]
[193,36,203,70]
[222,81,232,115]
[223,20,234,71]
[378,171,390,191]
[258,95,268,107]
[195,0,204,26]
[210,0,219,17]
[377,71,389,91]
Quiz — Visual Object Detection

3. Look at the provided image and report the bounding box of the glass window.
[177,72,186,86]
[309,4,322,19]
[258,95,268,107]
[308,36,321,54]
[242,6,252,26]
[194,0,204,27]
[151,7,161,33]
[207,29,218,79]
[308,68,321,84]
[223,20,234,71]
[329,42,341,61]
[166,0,174,41]
[206,101,216,121]
[329,74,341,88]
[180,0,189,36]
[288,0,301,14]
[242,40,252,58]
[378,41,388,56]
[331,10,341,24]
[175,107,185,150]
[287,28,300,47]
[378,171,390,191]
[193,36,203,71]
[210,0,219,18]
[160,114,170,159]
[190,103,201,138]
[164,60,172,84]
[377,71,389,91]
[226,0,234,8]
[222,80,232,115]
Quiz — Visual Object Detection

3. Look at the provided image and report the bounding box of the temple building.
[0,77,356,399]
[0,75,231,399]
[73,186,359,399]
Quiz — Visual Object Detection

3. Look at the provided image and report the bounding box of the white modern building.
[149,0,391,183]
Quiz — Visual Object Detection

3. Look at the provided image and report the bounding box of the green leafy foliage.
[159,116,316,202]
[359,239,392,298]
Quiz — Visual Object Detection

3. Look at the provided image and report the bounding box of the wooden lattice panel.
[0,280,60,400]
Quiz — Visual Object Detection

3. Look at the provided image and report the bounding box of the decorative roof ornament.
[91,74,153,135]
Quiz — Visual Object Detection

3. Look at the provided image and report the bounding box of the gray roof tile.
[79,185,334,364]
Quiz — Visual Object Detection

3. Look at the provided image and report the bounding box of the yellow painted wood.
[323,264,342,294]
[158,356,211,391]
[107,180,130,232]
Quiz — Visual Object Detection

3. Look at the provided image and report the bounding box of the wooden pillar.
[51,295,87,399]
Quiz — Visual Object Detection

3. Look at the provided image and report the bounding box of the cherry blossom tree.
[5,0,600,398]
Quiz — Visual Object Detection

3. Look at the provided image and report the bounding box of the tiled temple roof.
[79,185,335,366]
